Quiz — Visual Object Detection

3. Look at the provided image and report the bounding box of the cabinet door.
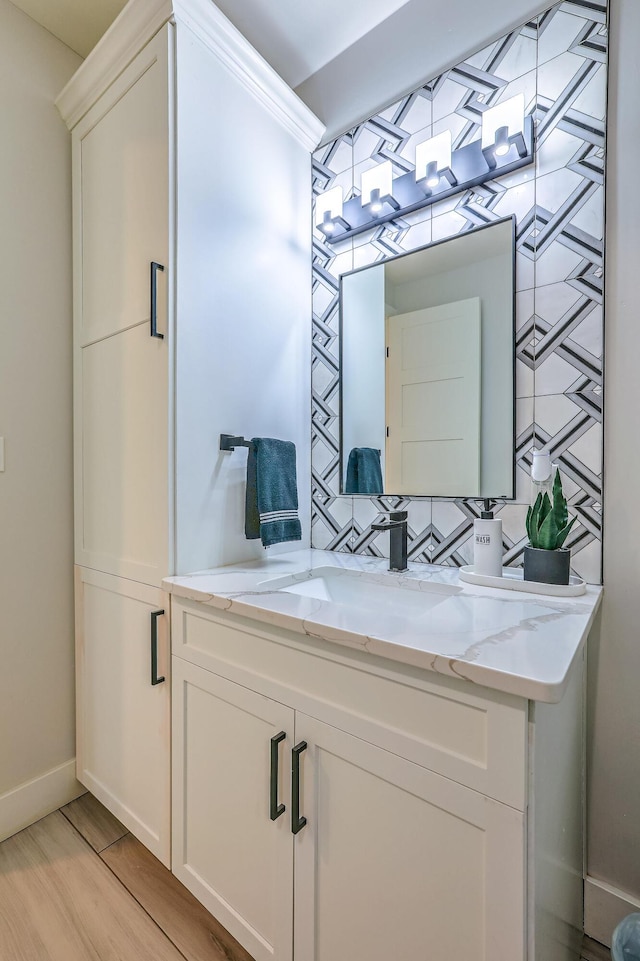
[293,714,525,961]
[172,658,294,961]
[78,321,168,584]
[74,28,170,347]
[75,567,170,866]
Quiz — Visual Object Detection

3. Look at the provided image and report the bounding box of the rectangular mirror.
[339,216,516,499]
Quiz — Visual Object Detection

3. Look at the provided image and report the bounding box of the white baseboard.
[0,759,85,843]
[585,875,640,947]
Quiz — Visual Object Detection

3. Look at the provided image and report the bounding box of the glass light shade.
[481,93,525,151]
[415,131,453,183]
[315,185,344,228]
[361,161,394,206]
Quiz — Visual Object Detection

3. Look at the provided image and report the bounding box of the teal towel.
[345,447,383,494]
[245,438,302,548]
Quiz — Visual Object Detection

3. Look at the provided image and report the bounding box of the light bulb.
[494,125,510,158]
[368,187,383,215]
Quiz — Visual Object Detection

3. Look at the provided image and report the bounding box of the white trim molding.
[0,760,85,843]
[174,0,324,151]
[55,0,324,150]
[585,875,640,948]
[55,0,170,129]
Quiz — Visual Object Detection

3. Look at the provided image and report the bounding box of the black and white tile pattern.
[311,0,606,583]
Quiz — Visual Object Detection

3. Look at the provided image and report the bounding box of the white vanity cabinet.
[57,0,322,864]
[292,714,524,961]
[169,597,570,961]
[172,658,295,961]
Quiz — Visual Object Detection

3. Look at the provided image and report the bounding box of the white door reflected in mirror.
[386,299,481,496]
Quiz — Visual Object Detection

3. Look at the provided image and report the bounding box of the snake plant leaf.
[528,492,544,545]
[537,504,559,550]
[540,491,552,525]
[555,515,577,548]
[526,498,539,542]
[552,468,568,532]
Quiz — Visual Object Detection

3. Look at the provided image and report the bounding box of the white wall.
[585,0,640,941]
[0,0,82,832]
[174,22,313,572]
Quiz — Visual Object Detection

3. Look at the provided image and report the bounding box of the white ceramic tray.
[459,565,587,597]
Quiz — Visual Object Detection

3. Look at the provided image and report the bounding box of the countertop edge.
[163,557,603,704]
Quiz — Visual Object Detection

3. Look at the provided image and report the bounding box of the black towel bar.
[220,433,254,452]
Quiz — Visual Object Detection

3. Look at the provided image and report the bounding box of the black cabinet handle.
[150,262,164,339]
[150,609,165,685]
[291,741,307,835]
[270,732,286,821]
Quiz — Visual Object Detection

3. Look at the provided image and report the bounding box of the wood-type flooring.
[0,792,611,960]
[0,793,252,961]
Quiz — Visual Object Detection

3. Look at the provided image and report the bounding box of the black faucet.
[371,510,408,572]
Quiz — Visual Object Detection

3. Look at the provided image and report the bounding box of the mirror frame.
[338,215,517,501]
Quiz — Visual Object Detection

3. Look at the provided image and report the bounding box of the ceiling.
[8,0,413,85]
[212,0,413,88]
[10,0,545,140]
[9,0,127,60]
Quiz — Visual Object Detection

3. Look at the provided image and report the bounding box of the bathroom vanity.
[164,549,602,961]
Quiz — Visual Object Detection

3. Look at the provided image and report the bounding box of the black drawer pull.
[150,609,165,685]
[270,732,286,821]
[150,261,164,339]
[292,741,307,835]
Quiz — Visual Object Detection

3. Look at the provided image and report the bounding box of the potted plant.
[524,468,576,585]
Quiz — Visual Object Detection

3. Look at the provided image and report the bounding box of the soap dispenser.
[473,499,503,577]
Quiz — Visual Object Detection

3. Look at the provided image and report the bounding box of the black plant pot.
[523,546,571,585]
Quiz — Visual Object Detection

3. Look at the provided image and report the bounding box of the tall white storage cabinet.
[57,0,323,866]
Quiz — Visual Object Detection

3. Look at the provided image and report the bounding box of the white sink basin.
[258,567,458,619]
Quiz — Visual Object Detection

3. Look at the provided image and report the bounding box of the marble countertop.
[163,549,602,703]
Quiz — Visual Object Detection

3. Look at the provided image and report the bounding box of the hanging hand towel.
[245,438,302,547]
[345,447,383,495]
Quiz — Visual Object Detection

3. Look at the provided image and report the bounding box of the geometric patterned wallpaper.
[311,0,607,584]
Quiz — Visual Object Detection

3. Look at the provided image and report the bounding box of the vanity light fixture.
[314,184,350,238]
[481,93,527,168]
[316,97,534,244]
[415,131,457,192]
[361,161,399,216]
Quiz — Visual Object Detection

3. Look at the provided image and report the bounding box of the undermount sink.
[258,567,459,618]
